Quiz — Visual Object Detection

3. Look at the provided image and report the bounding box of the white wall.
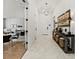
[3,0,25,18]
[53,0,75,34]
[6,18,25,30]
[28,0,37,49]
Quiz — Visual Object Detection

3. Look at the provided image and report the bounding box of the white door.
[37,14,49,35]
[35,8,53,36]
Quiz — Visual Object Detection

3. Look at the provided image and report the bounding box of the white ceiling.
[34,0,62,8]
[3,0,74,19]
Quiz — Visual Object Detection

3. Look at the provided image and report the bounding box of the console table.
[53,31,75,53]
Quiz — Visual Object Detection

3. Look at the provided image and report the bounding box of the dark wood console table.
[53,31,75,53]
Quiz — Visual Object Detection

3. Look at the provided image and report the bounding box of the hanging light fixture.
[38,1,54,16]
[38,2,48,16]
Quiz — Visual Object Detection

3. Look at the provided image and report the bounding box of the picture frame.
[57,9,71,27]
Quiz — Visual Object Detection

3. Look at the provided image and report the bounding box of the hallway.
[22,35,74,59]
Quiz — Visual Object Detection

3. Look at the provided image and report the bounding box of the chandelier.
[38,2,54,16]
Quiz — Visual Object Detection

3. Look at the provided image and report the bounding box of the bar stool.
[59,37,65,48]
[55,34,60,43]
